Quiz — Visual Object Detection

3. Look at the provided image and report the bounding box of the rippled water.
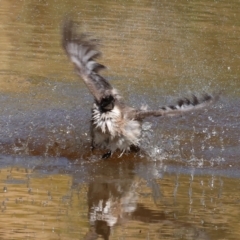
[0,0,239,239]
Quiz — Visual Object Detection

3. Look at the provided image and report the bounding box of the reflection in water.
[2,156,240,239]
[74,161,240,239]
[0,0,240,239]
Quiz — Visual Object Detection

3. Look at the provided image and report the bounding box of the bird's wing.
[135,93,218,120]
[62,20,118,102]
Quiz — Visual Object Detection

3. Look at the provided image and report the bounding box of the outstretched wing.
[135,93,218,120]
[62,20,115,102]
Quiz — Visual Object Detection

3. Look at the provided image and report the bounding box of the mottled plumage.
[62,20,217,158]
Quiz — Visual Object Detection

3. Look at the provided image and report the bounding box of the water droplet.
[3,186,7,193]
[209,146,214,151]
[142,122,152,131]
[212,130,217,136]
[208,116,214,122]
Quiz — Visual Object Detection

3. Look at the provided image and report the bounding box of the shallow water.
[0,0,239,239]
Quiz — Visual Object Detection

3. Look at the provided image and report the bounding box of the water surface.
[0,0,239,239]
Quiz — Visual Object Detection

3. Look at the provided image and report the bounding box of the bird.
[62,20,218,159]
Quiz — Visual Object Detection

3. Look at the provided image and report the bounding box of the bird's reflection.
[79,158,165,239]
[74,158,210,240]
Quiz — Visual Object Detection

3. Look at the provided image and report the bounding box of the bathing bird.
[62,20,217,159]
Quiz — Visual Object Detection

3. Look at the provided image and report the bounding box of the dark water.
[0,0,239,239]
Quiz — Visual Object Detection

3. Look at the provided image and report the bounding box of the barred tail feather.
[135,93,217,119]
[62,20,113,101]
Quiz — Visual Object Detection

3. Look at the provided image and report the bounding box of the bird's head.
[99,95,115,112]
